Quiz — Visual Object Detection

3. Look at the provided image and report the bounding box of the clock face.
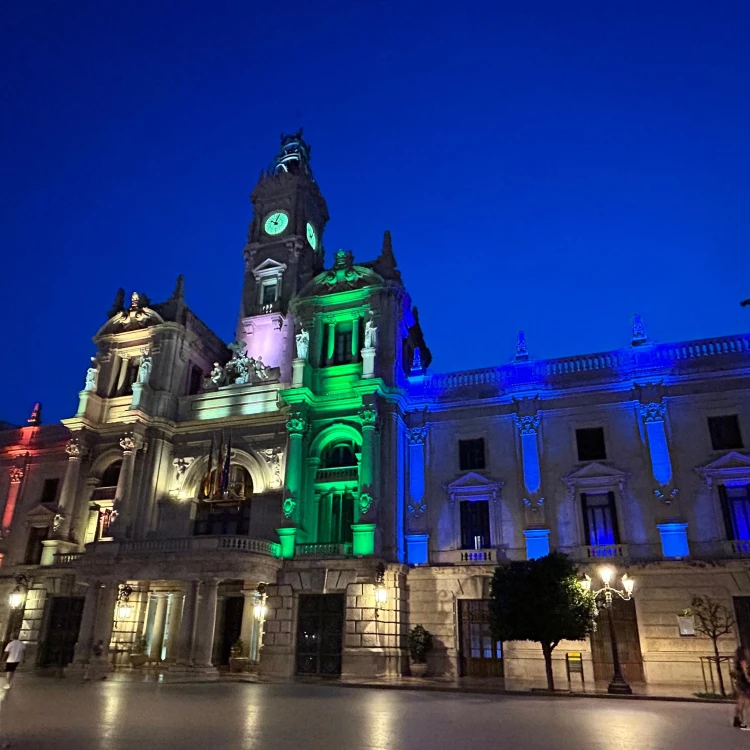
[306,222,318,250]
[264,211,289,236]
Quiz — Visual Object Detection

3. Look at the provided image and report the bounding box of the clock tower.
[237,131,329,383]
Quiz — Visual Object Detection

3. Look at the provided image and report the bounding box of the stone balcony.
[67,535,283,581]
[432,549,496,565]
[315,467,359,484]
[296,542,353,558]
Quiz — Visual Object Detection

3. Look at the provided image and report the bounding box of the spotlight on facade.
[8,575,29,609]
[253,583,268,621]
[374,562,387,606]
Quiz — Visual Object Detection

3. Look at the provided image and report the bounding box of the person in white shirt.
[4,637,26,688]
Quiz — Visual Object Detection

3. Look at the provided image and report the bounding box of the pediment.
[25,503,57,523]
[697,451,750,482]
[252,258,288,278]
[445,472,504,501]
[562,462,627,490]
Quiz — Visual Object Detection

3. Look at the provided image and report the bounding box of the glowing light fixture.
[599,566,613,586]
[8,575,28,609]
[253,583,268,621]
[579,574,592,593]
[374,562,387,610]
[115,583,133,624]
[622,574,635,596]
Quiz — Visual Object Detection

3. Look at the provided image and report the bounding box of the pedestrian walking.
[3,636,25,690]
[734,646,750,729]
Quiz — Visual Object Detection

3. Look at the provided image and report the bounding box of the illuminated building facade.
[1,132,749,687]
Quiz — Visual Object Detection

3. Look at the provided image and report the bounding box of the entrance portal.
[219,596,244,665]
[295,594,344,677]
[39,596,85,668]
[590,597,645,683]
[458,599,504,677]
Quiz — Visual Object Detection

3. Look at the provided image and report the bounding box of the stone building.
[1,132,749,688]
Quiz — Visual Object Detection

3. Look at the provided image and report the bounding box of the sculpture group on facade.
[295,328,309,360]
[202,341,273,390]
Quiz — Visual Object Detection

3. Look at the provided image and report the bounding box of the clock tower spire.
[240,130,329,318]
[237,131,329,383]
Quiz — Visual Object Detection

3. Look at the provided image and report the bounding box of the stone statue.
[84,357,99,392]
[364,314,378,350]
[295,328,309,360]
[209,362,223,386]
[254,356,270,380]
[234,355,251,384]
[136,350,152,385]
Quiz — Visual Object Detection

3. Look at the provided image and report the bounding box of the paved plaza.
[0,677,744,749]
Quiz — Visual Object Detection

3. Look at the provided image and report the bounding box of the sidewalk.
[81,668,734,703]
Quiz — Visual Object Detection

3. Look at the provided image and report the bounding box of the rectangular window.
[719,484,750,541]
[460,500,491,549]
[260,279,278,306]
[25,526,49,565]
[459,438,486,471]
[708,415,744,451]
[333,324,353,365]
[40,478,59,505]
[576,427,607,462]
[581,492,620,546]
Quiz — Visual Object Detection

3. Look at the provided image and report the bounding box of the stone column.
[239,588,257,657]
[111,433,140,539]
[326,322,336,363]
[2,466,26,532]
[55,439,86,540]
[283,411,308,527]
[165,592,185,662]
[149,593,169,661]
[73,477,100,550]
[193,579,219,668]
[351,315,360,357]
[92,582,118,663]
[176,581,200,666]
[72,583,101,666]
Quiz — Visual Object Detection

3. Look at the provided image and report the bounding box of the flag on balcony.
[201,434,214,499]
[221,435,232,497]
[214,434,224,499]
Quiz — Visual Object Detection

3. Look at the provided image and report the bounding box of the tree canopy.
[490,552,597,690]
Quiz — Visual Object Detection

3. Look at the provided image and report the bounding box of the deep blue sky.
[1,1,749,425]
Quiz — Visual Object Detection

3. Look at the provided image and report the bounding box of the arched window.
[321,441,357,469]
[201,464,253,500]
[100,461,122,488]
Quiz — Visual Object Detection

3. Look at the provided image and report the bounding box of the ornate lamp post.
[8,575,29,610]
[581,566,636,695]
[374,562,387,619]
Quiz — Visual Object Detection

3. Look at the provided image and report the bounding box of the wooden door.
[39,597,85,668]
[458,599,504,677]
[590,597,645,683]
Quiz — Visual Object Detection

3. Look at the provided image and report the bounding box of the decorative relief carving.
[407,426,427,445]
[286,411,307,435]
[259,448,284,488]
[640,402,666,422]
[654,487,679,505]
[515,413,540,435]
[65,439,83,459]
[359,406,377,427]
[172,457,194,477]
[358,493,373,515]
[9,467,25,484]
[282,496,296,518]
[407,501,428,518]
[53,513,64,531]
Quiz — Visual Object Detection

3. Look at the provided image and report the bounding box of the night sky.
[1,1,748,425]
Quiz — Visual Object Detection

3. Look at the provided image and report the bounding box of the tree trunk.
[540,642,555,691]
[713,638,726,697]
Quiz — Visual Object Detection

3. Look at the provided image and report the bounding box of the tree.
[489,552,597,691]
[687,594,735,696]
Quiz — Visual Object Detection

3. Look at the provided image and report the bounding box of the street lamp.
[581,567,636,695]
[8,575,29,609]
[253,583,268,622]
[117,584,133,620]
